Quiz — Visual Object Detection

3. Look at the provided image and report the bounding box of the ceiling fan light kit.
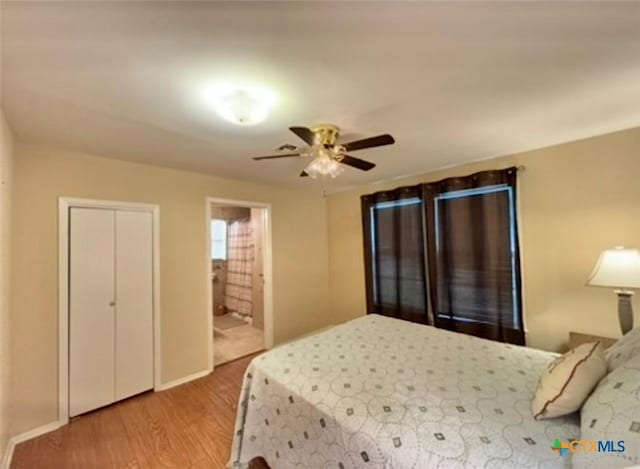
[304,150,344,179]
[252,123,395,179]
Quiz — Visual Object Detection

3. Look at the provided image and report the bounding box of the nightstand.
[568,331,617,351]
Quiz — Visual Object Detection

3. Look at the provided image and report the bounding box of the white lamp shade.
[587,247,640,289]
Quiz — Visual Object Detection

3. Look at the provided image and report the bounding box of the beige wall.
[328,127,640,352]
[0,110,15,460]
[10,144,331,435]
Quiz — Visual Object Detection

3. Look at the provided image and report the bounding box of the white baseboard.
[0,441,13,469]
[155,368,211,391]
[1,420,64,469]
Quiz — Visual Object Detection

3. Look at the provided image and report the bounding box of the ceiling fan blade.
[340,155,376,171]
[289,126,316,146]
[300,170,309,177]
[342,134,395,152]
[252,153,300,161]
[277,143,298,151]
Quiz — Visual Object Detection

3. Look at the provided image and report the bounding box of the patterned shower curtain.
[225,219,254,316]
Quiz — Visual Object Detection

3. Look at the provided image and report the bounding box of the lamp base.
[616,290,634,335]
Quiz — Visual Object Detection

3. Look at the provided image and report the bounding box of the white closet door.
[69,208,116,417]
[115,210,154,400]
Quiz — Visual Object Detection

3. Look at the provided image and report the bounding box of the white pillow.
[573,352,640,469]
[532,341,607,420]
[605,326,640,371]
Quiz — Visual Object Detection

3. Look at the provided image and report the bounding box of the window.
[433,186,519,328]
[361,186,429,325]
[362,168,524,345]
[211,219,227,260]
[424,168,523,344]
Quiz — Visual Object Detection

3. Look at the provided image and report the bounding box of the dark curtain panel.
[361,185,429,324]
[422,167,524,345]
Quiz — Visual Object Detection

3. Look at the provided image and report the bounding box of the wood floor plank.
[10,354,259,469]
[189,457,218,469]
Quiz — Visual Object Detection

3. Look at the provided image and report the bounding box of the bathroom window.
[211,219,227,260]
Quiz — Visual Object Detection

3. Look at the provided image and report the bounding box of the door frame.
[58,197,161,425]
[206,197,274,370]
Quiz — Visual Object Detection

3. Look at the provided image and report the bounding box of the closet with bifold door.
[69,207,154,417]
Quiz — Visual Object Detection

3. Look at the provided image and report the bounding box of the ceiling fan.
[252,124,395,178]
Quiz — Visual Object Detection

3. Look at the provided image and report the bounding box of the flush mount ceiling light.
[209,84,276,126]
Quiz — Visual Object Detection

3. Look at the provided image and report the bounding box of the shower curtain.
[224,219,254,317]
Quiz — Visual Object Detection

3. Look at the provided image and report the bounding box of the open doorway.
[207,200,271,367]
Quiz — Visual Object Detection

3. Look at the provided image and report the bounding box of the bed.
[229,314,579,468]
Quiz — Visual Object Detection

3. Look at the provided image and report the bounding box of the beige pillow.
[532,341,607,420]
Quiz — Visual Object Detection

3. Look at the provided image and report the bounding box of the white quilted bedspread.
[229,314,579,468]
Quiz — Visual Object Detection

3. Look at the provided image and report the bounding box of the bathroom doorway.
[206,198,272,367]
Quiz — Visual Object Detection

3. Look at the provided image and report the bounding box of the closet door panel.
[69,208,116,417]
[115,210,154,400]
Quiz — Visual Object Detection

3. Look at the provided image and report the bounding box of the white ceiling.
[2,1,640,191]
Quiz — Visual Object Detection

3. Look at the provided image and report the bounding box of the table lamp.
[587,247,640,335]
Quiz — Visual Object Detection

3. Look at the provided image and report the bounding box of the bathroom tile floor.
[213,323,264,365]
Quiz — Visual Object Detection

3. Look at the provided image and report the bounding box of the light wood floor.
[11,354,258,469]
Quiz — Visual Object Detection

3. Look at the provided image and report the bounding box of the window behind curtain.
[211,219,227,260]
[361,186,429,324]
[424,168,524,345]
